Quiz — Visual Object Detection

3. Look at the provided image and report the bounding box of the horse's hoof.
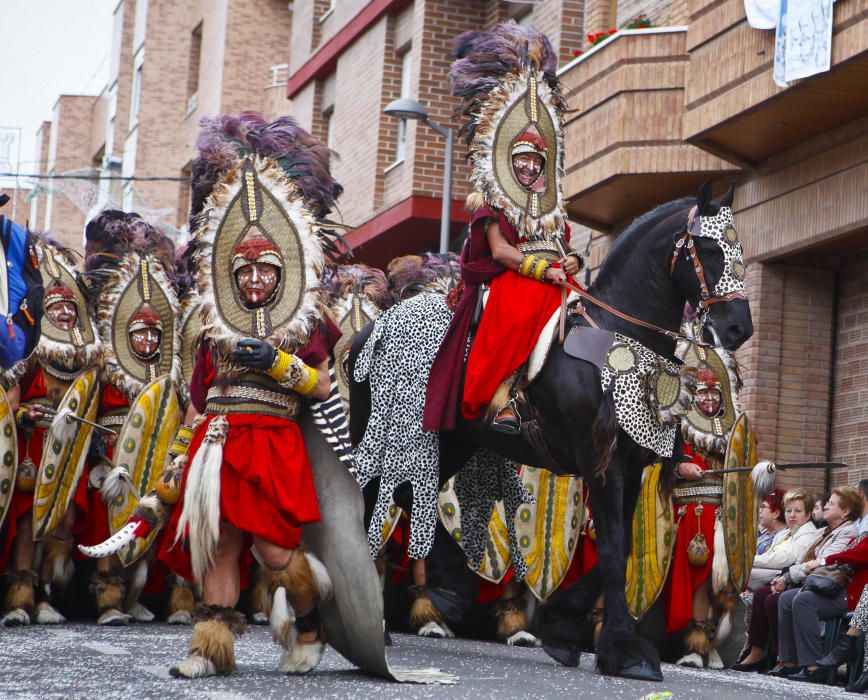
[542,643,580,667]
[620,660,663,682]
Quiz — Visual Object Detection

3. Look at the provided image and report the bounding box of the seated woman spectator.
[755,489,788,557]
[733,489,819,671]
[813,514,868,692]
[772,485,861,682]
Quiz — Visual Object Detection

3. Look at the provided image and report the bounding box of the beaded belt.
[99,412,127,428]
[673,480,723,507]
[206,384,299,419]
[517,240,560,262]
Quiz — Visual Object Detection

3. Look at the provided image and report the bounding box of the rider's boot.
[491,398,520,435]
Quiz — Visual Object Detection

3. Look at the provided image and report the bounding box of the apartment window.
[130,60,143,128]
[186,22,202,115]
[395,48,412,163]
[319,0,335,21]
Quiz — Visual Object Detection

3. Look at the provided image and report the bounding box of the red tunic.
[661,444,718,633]
[0,366,89,570]
[425,206,573,430]
[159,321,339,585]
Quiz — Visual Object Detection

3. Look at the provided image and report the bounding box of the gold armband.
[170,424,195,457]
[15,407,27,426]
[519,254,551,282]
[266,349,320,397]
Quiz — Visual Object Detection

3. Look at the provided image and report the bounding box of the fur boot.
[2,570,38,626]
[89,569,131,626]
[250,566,271,624]
[125,558,155,622]
[495,597,538,647]
[169,604,247,678]
[167,576,195,625]
[408,585,453,638]
[40,535,74,597]
[265,550,332,674]
[677,619,713,668]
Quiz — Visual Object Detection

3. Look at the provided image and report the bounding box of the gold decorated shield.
[333,294,376,404]
[377,499,403,553]
[625,462,676,619]
[179,298,203,390]
[33,368,100,539]
[723,412,758,591]
[0,386,19,533]
[514,467,583,601]
[438,477,512,584]
[109,375,180,565]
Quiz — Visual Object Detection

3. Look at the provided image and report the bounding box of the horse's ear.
[720,183,735,208]
[695,181,713,215]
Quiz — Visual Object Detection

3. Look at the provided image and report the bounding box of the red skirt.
[462,269,562,420]
[159,413,321,583]
[662,503,717,633]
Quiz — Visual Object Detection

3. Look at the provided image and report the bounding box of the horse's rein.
[555,205,738,350]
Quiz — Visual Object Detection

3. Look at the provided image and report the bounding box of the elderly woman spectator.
[733,489,819,672]
[756,489,788,557]
[772,485,861,682]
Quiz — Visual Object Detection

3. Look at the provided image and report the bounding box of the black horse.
[348,183,753,681]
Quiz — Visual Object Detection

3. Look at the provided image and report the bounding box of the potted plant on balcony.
[571,14,653,56]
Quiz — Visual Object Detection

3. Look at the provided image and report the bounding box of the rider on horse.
[423,21,581,435]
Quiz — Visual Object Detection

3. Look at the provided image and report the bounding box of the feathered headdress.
[189,112,348,364]
[449,21,567,240]
[386,252,461,300]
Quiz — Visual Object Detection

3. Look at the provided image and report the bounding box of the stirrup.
[491,399,521,435]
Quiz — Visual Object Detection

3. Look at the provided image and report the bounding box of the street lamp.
[384,98,454,254]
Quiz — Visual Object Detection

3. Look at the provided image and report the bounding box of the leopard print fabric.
[600,334,683,457]
[353,293,453,559]
[695,206,747,298]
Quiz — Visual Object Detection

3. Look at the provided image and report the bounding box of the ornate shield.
[333,293,376,404]
[377,499,403,553]
[514,467,583,601]
[625,462,677,619]
[178,296,202,390]
[438,476,512,584]
[109,375,180,565]
[0,386,18,533]
[723,412,758,591]
[33,368,99,539]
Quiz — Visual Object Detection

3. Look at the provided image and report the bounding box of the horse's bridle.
[669,205,748,312]
[563,205,746,349]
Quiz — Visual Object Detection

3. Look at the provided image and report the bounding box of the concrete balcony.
[559,27,738,231]
[684,0,868,166]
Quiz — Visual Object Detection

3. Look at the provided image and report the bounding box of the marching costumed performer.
[157,113,341,679]
[81,210,184,625]
[423,21,581,435]
[0,238,100,626]
[662,319,766,669]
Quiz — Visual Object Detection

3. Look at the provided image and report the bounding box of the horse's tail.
[591,387,618,483]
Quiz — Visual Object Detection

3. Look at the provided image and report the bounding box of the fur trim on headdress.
[450,21,567,239]
[387,252,461,300]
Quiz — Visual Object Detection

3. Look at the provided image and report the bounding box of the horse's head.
[671,182,753,350]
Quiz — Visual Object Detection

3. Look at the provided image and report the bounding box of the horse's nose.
[723,316,753,350]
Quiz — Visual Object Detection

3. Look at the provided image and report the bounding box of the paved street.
[0,624,853,699]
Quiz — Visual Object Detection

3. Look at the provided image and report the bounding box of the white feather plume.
[49,409,77,445]
[100,466,132,504]
[752,460,776,496]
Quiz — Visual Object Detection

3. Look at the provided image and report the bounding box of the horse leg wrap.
[170,604,247,678]
[167,577,196,625]
[2,570,38,626]
[409,585,444,630]
[89,569,130,626]
[676,619,713,668]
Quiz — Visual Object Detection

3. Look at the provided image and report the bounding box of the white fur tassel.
[711,517,728,594]
[270,586,297,651]
[305,553,333,605]
[49,409,77,445]
[752,460,776,496]
[174,418,226,584]
[100,466,132,504]
[711,611,731,648]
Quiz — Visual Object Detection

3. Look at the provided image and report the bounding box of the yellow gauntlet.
[265,349,319,397]
[170,424,195,457]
